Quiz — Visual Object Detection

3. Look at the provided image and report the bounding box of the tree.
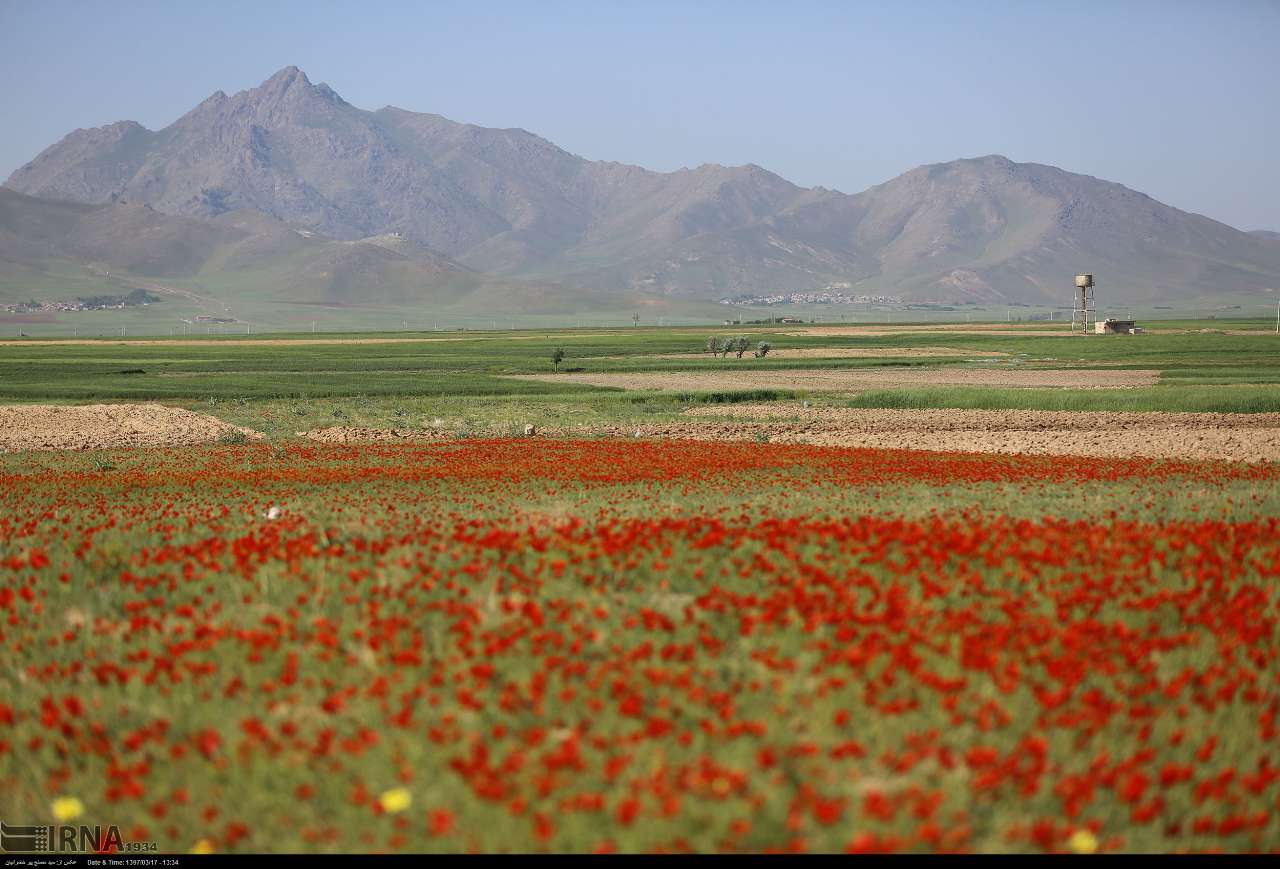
[754,341,772,358]
[706,336,721,355]
[632,313,640,327]
[734,336,750,358]
[552,347,565,372]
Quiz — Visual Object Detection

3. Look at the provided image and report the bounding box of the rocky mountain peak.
[237,66,339,112]
[260,65,310,92]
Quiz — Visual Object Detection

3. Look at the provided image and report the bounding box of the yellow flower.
[51,796,84,823]
[189,839,215,854]
[379,787,412,814]
[1068,829,1099,854]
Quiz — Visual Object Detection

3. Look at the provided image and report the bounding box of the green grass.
[0,369,597,402]
[2,322,1279,422]
[186,390,802,439]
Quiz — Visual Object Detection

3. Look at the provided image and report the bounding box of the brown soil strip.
[689,404,1280,428]
[0,404,261,452]
[298,426,456,444]
[509,368,1159,391]
[297,407,1280,463]
[663,405,1280,463]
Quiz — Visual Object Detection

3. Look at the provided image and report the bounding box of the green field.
[2,321,1279,431]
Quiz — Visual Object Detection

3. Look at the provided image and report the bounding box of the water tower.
[1071,273,1096,334]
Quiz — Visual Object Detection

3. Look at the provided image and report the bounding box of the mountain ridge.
[7,66,1280,305]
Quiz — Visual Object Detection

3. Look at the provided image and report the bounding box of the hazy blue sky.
[2,0,1278,229]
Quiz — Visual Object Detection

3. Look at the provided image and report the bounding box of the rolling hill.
[0,186,620,323]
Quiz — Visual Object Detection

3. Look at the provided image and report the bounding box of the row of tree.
[706,336,771,358]
[550,337,773,372]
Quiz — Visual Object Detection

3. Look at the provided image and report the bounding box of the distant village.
[4,288,161,314]
[719,285,903,307]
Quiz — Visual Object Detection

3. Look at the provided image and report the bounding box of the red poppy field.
[2,439,1279,853]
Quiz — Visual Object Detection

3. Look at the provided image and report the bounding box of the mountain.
[774,155,1280,302]
[8,65,1280,304]
[0,186,588,316]
[1251,230,1280,242]
[5,67,819,293]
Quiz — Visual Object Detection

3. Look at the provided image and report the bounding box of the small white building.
[1096,318,1139,335]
